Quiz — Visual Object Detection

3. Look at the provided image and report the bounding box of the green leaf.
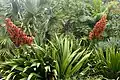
[23,66,30,72]
[61,48,81,74]
[24,0,35,14]
[27,73,41,80]
[20,78,27,80]
[70,51,92,75]
[31,63,37,67]
[37,63,41,68]
[15,67,24,71]
[20,72,28,77]
[63,37,69,61]
[6,72,15,80]
[65,49,87,75]
[80,66,90,75]
[11,0,19,16]
[24,0,40,14]
[12,75,17,80]
[0,18,4,25]
[11,65,18,71]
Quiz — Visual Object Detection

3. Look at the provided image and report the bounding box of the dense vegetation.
[0,0,120,80]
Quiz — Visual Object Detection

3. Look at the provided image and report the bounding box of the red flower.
[89,14,107,40]
[5,18,33,47]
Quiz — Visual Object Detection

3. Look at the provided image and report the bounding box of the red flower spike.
[5,18,33,47]
[89,14,107,40]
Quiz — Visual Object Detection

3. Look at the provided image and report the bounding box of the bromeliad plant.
[0,45,57,80]
[95,46,120,79]
[47,34,93,79]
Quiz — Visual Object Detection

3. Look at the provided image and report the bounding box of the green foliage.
[0,0,120,79]
[106,14,120,38]
[47,34,93,79]
[92,0,102,13]
[97,37,120,51]
[104,1,120,38]
[0,45,57,80]
[95,46,120,79]
[0,27,15,61]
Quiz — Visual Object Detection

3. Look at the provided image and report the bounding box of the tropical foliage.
[95,46,120,79]
[0,0,120,80]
